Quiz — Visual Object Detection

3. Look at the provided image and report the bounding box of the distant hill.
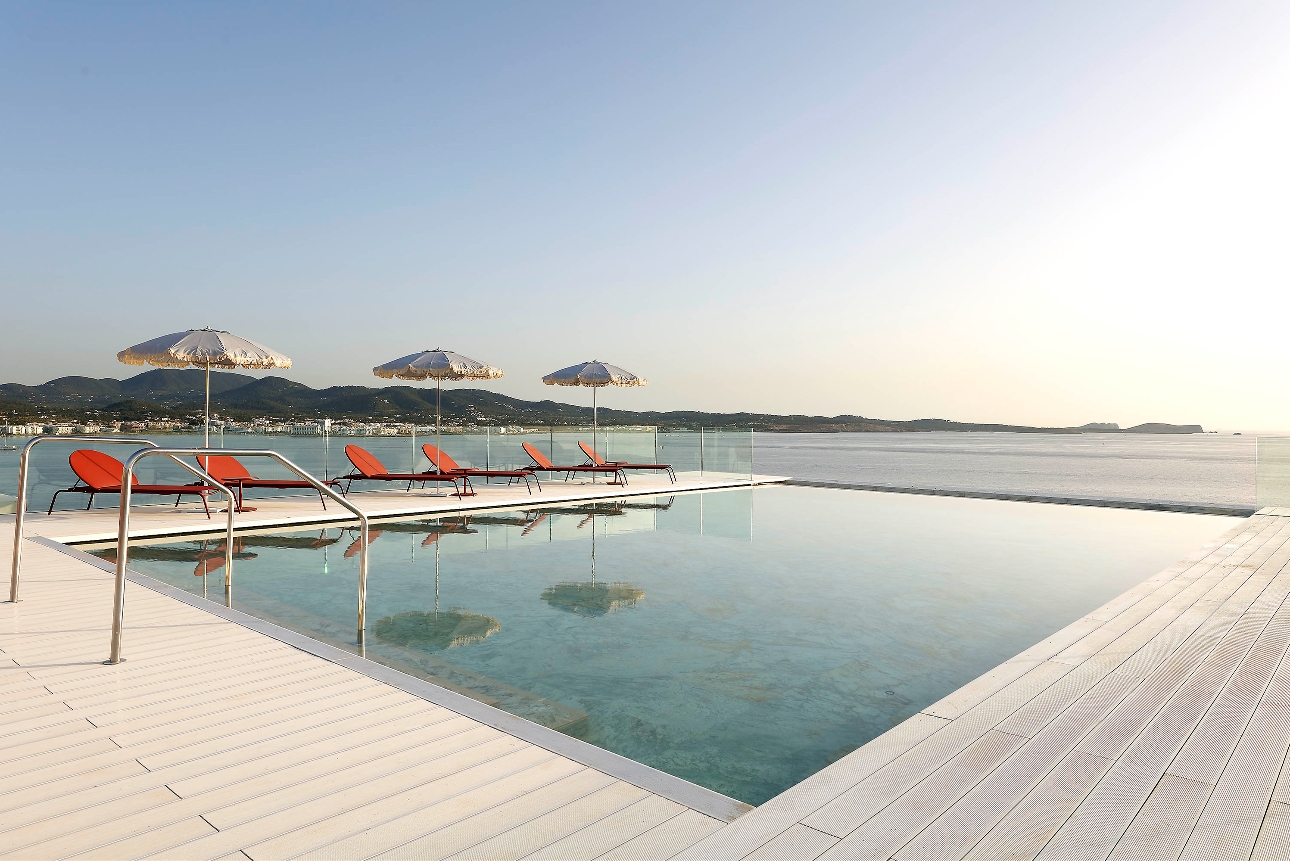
[1122,422,1205,434]
[1077,421,1206,434]
[0,370,1205,434]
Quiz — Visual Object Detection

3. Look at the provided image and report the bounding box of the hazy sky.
[3,2,1288,429]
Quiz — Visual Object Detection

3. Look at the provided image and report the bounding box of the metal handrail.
[10,436,160,603]
[108,448,370,665]
[108,448,235,664]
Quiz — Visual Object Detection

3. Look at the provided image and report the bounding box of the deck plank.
[365,767,618,860]
[525,796,687,861]
[1252,800,1290,861]
[894,673,1142,861]
[67,815,217,861]
[1036,567,1290,860]
[251,752,577,859]
[595,809,724,861]
[742,824,838,861]
[817,730,1026,858]
[1178,633,1290,861]
[446,780,652,861]
[0,718,488,834]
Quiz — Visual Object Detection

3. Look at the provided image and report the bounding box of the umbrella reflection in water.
[541,506,644,617]
[372,518,500,651]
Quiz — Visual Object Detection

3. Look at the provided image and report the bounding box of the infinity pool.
[96,486,1238,804]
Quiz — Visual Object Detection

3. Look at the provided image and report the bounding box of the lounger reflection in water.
[48,450,214,518]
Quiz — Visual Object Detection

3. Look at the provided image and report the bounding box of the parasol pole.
[204,361,211,449]
[424,372,448,496]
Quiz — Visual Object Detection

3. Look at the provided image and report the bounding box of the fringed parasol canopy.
[117,328,292,370]
[373,349,503,382]
[541,360,646,388]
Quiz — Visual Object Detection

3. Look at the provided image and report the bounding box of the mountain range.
[0,370,1204,434]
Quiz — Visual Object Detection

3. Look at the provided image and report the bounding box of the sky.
[2,1,1289,429]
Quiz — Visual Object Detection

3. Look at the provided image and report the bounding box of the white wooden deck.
[9,496,1290,859]
[678,509,1290,860]
[23,472,780,545]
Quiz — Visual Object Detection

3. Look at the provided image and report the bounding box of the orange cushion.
[345,445,388,477]
[199,455,254,482]
[522,442,554,469]
[421,444,460,472]
[69,450,138,490]
[578,441,607,466]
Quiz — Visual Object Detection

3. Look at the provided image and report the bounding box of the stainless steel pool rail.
[10,436,160,603]
[107,448,371,664]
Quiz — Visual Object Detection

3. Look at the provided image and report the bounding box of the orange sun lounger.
[197,454,342,513]
[579,441,675,482]
[336,445,468,496]
[48,449,214,517]
[421,444,539,495]
[522,442,626,484]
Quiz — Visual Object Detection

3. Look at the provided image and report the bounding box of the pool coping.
[31,535,753,824]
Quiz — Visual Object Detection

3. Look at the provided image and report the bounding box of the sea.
[752,432,1259,507]
[0,430,1266,509]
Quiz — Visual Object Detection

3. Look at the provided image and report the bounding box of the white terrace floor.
[23,472,776,545]
[7,492,1290,858]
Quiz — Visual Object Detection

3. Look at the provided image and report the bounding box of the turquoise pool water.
[96,485,1238,804]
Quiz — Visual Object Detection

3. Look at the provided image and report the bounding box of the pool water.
[98,485,1238,804]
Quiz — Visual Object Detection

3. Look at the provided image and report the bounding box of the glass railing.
[1257,437,1290,508]
[655,428,754,478]
[0,426,757,513]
